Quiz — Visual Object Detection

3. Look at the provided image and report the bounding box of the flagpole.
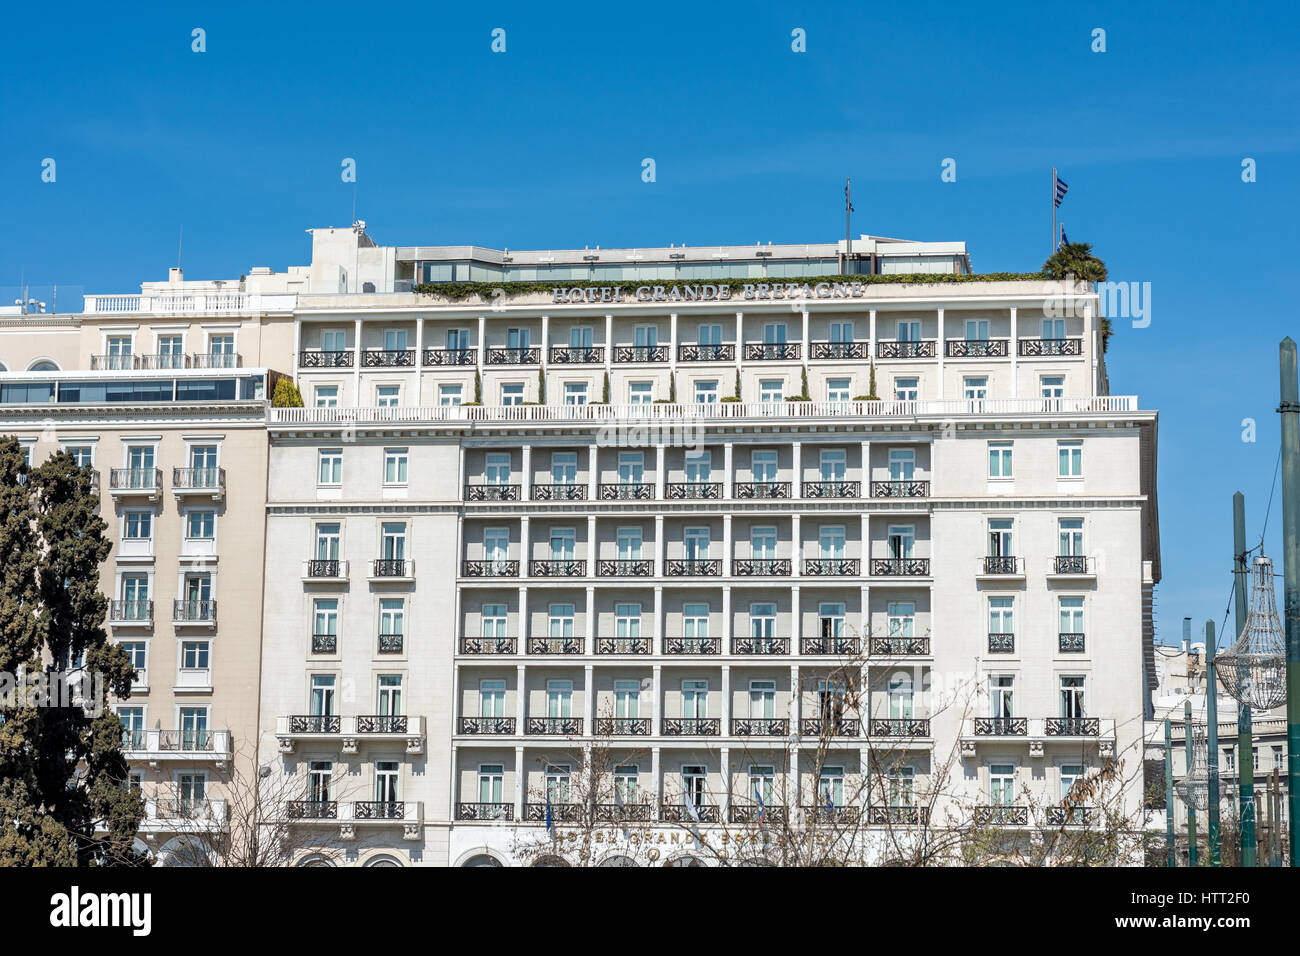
[1051,167,1057,256]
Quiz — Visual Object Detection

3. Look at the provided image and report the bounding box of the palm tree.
[1042,242,1112,353]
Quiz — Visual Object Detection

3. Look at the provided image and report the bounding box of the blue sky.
[2,1,1297,645]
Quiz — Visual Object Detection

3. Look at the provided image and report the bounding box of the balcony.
[594,717,651,736]
[108,468,161,499]
[459,636,518,655]
[810,341,867,360]
[730,802,788,824]
[525,802,584,822]
[287,800,424,839]
[804,805,861,824]
[595,636,651,655]
[869,718,931,738]
[311,632,337,654]
[456,802,513,821]
[802,480,860,498]
[665,637,720,655]
[465,483,520,501]
[1018,337,1082,356]
[191,352,241,369]
[733,558,790,576]
[666,558,721,576]
[299,349,354,368]
[121,728,233,765]
[1045,805,1093,827]
[666,481,721,500]
[945,339,1009,357]
[868,636,931,656]
[867,806,930,826]
[422,347,475,366]
[973,717,1028,736]
[377,633,404,654]
[979,556,1023,577]
[599,482,652,500]
[593,802,653,823]
[275,715,426,755]
[172,600,216,626]
[302,559,349,581]
[1059,632,1086,653]
[532,483,586,501]
[662,717,720,737]
[744,343,800,361]
[527,636,583,655]
[458,716,517,735]
[487,347,540,364]
[370,558,414,581]
[1050,555,1095,578]
[800,718,860,737]
[462,559,519,577]
[733,636,789,655]
[597,559,653,577]
[172,467,225,500]
[139,796,228,833]
[974,805,1029,827]
[110,600,153,626]
[876,340,936,359]
[987,633,1015,653]
[526,717,584,735]
[677,344,734,362]
[530,559,586,577]
[660,802,720,823]
[734,481,791,499]
[287,802,338,821]
[870,557,930,576]
[550,346,604,364]
[362,348,415,367]
[90,354,139,371]
[1044,717,1100,737]
[730,718,789,737]
[614,345,668,363]
[800,636,861,655]
[803,558,860,576]
[871,480,930,498]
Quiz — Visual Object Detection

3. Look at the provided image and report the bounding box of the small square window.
[439,384,463,407]
[501,383,524,406]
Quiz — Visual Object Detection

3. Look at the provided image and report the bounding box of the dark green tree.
[1042,241,1113,353]
[0,438,144,865]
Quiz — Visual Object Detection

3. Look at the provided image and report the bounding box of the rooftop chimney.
[168,267,183,284]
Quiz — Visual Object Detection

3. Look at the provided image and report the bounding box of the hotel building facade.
[0,224,1160,865]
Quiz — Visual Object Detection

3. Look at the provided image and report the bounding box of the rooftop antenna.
[177,225,184,273]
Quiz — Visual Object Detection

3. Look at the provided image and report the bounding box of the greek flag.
[1059,224,1068,247]
[755,788,766,824]
[545,792,553,832]
[1054,174,1069,208]
[845,179,854,214]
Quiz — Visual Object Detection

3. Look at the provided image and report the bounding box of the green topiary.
[271,377,303,407]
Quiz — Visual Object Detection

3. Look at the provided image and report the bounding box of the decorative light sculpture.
[1176,721,1210,812]
[1216,554,1288,710]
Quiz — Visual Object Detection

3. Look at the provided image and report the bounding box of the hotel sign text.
[551,282,875,304]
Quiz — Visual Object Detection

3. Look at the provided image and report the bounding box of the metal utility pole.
[1233,491,1256,865]
[1205,620,1221,864]
[1165,717,1176,866]
[1279,337,1300,867]
[1185,698,1198,866]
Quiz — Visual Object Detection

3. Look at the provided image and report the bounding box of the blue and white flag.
[755,788,766,824]
[545,793,553,832]
[1059,224,1068,247]
[1054,174,1069,208]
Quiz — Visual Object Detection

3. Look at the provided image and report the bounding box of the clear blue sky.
[2,1,1297,645]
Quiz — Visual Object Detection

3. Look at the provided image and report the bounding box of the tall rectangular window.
[988,442,1013,478]
[318,449,342,486]
[1058,440,1083,477]
[383,448,409,485]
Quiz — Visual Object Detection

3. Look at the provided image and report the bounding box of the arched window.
[364,854,403,867]
[460,853,503,867]
[27,359,59,372]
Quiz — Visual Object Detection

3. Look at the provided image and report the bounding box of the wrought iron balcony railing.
[362,348,416,367]
[371,558,409,577]
[550,346,604,364]
[354,800,406,820]
[974,717,1028,736]
[871,480,930,497]
[945,338,1009,357]
[804,805,861,824]
[734,481,791,498]
[306,559,342,578]
[1044,717,1100,736]
[299,349,354,368]
[869,718,931,737]
[982,555,1022,575]
[288,715,341,733]
[987,633,1015,653]
[661,718,720,736]
[666,558,721,576]
[593,802,653,823]
[1045,805,1093,827]
[803,480,860,498]
[660,802,719,823]
[677,343,734,362]
[730,718,790,736]
[803,558,860,576]
[733,558,790,576]
[462,560,519,577]
[974,805,1029,826]
[530,559,586,577]
[456,802,512,821]
[422,347,476,366]
[868,805,931,825]
[664,637,721,655]
[356,715,408,734]
[377,633,404,654]
[487,347,540,364]
[526,717,583,735]
[458,636,518,655]
[465,483,520,501]
[596,636,651,655]
[729,803,788,824]
[800,717,860,737]
[311,632,337,654]
[172,467,225,492]
[1053,555,1091,574]
[869,636,931,656]
[286,800,338,820]
[109,600,153,624]
[810,341,867,360]
[666,481,721,499]
[800,636,860,655]
[877,340,936,359]
[532,483,586,501]
[871,557,931,576]
[597,559,652,576]
[733,636,790,655]
[1059,632,1086,653]
[594,717,651,736]
[458,716,517,735]
[614,345,668,363]
[1018,337,1082,356]
[527,637,583,655]
[599,482,653,500]
[172,600,216,623]
[525,801,584,822]
[744,343,800,361]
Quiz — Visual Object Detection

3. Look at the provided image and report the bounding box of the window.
[749,603,776,639]
[545,764,572,803]
[751,450,778,482]
[698,324,722,346]
[634,325,659,350]
[1042,318,1066,340]
[616,527,643,560]
[990,676,1014,718]
[384,329,408,352]
[889,767,915,807]
[438,384,463,406]
[308,761,333,804]
[546,680,572,718]
[379,599,405,639]
[888,601,915,638]
[121,573,149,606]
[964,376,988,400]
[988,441,1013,478]
[988,518,1013,557]
[484,528,510,562]
[66,445,94,468]
[1273,745,1285,771]
[478,764,504,806]
[208,334,235,360]
[106,335,133,369]
[570,326,595,351]
[119,642,147,683]
[1060,676,1085,718]
[830,321,854,343]
[827,378,851,402]
[551,452,577,484]
[117,706,145,748]
[894,377,919,401]
[889,448,915,481]
[887,525,915,559]
[990,765,1016,806]
[896,320,921,342]
[375,761,400,803]
[318,449,342,486]
[126,445,155,477]
[614,765,639,803]
[682,603,709,638]
[383,448,409,485]
[760,380,783,403]
[683,527,710,560]
[506,327,531,350]
[819,449,846,481]
[681,765,707,809]
[614,605,641,640]
[177,772,207,810]
[1058,440,1083,477]
[749,765,776,805]
[762,322,788,345]
[1059,518,1084,556]
[314,385,339,408]
[124,511,152,540]
[549,528,575,560]
[486,453,511,485]
[1041,375,1065,399]
[548,604,574,640]
[965,318,989,341]
[157,334,184,368]
[479,679,505,718]
[564,382,588,405]
[682,680,708,718]
[819,767,845,807]
[481,603,507,638]
[181,640,210,671]
[447,328,472,352]
[313,599,338,638]
[749,680,776,719]
[617,452,643,484]
[381,522,407,560]
[315,523,341,560]
[819,525,846,559]
[614,679,640,718]
[377,675,403,715]
[501,382,524,406]
[989,597,1014,635]
[321,329,347,352]
[750,527,776,560]
[685,450,711,483]
[694,380,718,404]
[819,602,845,639]
[1060,764,1083,800]
[185,510,215,540]
[179,707,209,750]
[1059,597,1084,635]
[377,385,400,407]
[629,381,653,404]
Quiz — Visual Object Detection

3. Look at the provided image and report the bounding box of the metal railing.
[800,636,860,655]
[422,347,475,366]
[974,805,1029,826]
[299,349,354,368]
[109,468,160,491]
[462,560,519,577]
[666,481,721,499]
[982,555,1022,575]
[871,558,930,576]
[869,636,931,656]
[1018,337,1082,356]
[458,716,516,735]
[527,637,583,655]
[530,559,586,577]
[172,600,216,623]
[456,802,513,821]
[665,637,720,655]
[614,345,668,363]
[803,480,860,498]
[973,717,1027,736]
[597,559,652,576]
[362,349,416,367]
[871,480,930,497]
[1059,632,1086,652]
[800,717,860,737]
[877,340,936,359]
[371,558,409,577]
[110,600,153,623]
[532,483,586,500]
[733,636,789,655]
[661,718,720,736]
[306,559,342,578]
[730,718,790,736]
[465,483,520,501]
[988,633,1015,653]
[1053,555,1091,574]
[595,636,651,655]
[458,636,517,655]
[803,558,860,576]
[666,558,721,576]
[311,633,337,653]
[744,343,800,361]
[599,482,653,500]
[173,467,224,491]
[525,717,584,735]
[593,717,651,736]
[869,718,930,737]
[677,344,734,362]
[486,347,540,364]
[549,346,604,364]
[946,339,1008,357]
[734,481,791,499]
[810,341,867,359]
[733,558,790,576]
